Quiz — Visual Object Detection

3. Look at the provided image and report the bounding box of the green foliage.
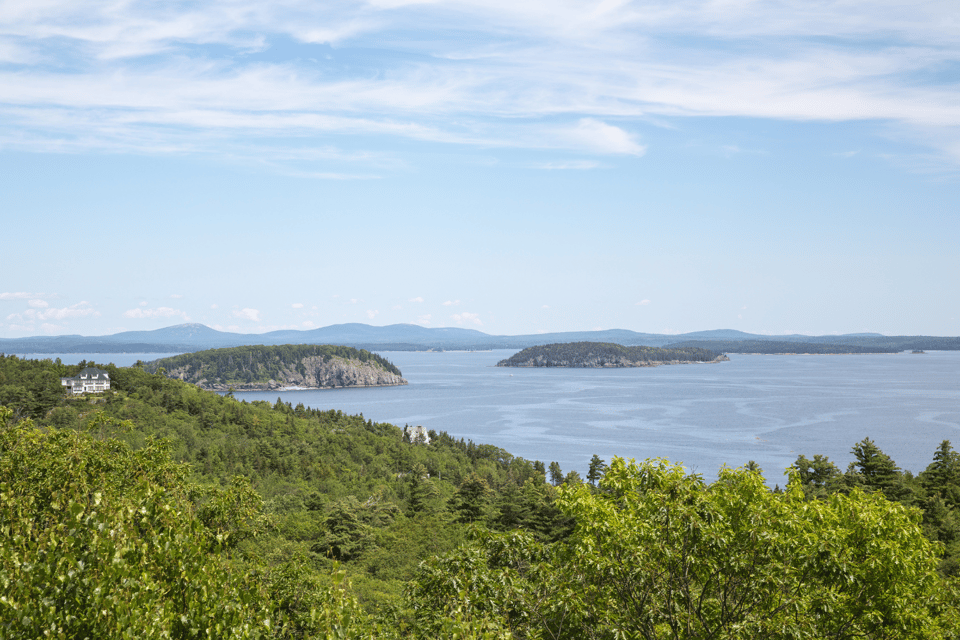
[411,457,955,639]
[6,353,960,636]
[497,342,721,367]
[144,344,403,385]
[664,338,902,354]
[791,453,843,499]
[0,407,272,639]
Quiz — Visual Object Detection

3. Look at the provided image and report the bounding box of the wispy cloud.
[8,301,99,322]
[452,311,482,325]
[558,119,645,156]
[2,0,957,167]
[233,308,261,322]
[123,306,189,320]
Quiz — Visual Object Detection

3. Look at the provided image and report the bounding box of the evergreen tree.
[848,438,911,502]
[587,454,607,486]
[451,473,493,524]
[548,461,563,487]
[922,440,960,499]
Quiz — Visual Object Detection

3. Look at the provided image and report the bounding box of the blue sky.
[2,0,958,338]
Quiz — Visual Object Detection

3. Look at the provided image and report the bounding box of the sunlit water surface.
[20,350,958,483]
[231,350,959,483]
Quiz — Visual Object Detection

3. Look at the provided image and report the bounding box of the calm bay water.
[19,350,959,483]
[233,350,959,483]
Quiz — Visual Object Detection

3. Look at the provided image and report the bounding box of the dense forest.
[2,352,960,638]
[497,342,725,367]
[664,339,902,354]
[144,344,405,389]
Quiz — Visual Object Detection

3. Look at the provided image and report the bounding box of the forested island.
[2,352,960,637]
[144,344,407,391]
[664,339,903,354]
[497,341,727,367]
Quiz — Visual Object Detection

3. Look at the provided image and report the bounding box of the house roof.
[77,367,109,379]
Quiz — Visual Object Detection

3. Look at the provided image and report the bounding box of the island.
[496,342,728,368]
[144,344,407,391]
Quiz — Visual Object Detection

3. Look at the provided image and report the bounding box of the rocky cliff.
[147,344,407,391]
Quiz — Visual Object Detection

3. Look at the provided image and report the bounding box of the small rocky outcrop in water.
[496,342,728,368]
[145,344,407,391]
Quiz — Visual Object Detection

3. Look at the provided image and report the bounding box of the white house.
[61,367,111,395]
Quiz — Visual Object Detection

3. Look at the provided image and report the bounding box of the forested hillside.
[664,339,901,354]
[2,352,960,638]
[497,342,725,367]
[145,344,406,390]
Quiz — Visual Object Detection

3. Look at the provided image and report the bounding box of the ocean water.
[229,350,960,484]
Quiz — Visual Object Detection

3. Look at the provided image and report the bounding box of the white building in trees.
[61,367,110,395]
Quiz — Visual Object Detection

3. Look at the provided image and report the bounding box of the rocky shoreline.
[165,353,408,391]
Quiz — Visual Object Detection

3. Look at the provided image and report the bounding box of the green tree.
[586,454,607,486]
[791,453,842,499]
[548,461,563,487]
[922,440,960,501]
[411,457,952,639]
[0,407,272,639]
[848,437,912,502]
[451,473,493,524]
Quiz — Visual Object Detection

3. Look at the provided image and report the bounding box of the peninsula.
[145,344,407,391]
[496,342,728,368]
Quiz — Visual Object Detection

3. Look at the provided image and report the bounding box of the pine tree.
[587,454,607,486]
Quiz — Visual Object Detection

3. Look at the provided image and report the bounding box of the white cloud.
[542,304,549,309]
[291,302,304,308]
[409,296,424,303]
[123,306,188,320]
[366,309,379,319]
[302,320,317,328]
[636,299,650,305]
[0,292,46,300]
[442,299,460,306]
[0,0,958,167]
[233,308,261,322]
[139,300,148,306]
[28,299,49,308]
[558,119,646,156]
[416,314,432,325]
[40,323,63,334]
[13,301,100,322]
[451,312,482,325]
[170,293,183,299]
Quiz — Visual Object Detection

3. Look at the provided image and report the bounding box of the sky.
[1,0,958,339]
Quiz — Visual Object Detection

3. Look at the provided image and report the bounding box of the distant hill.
[2,322,958,354]
[144,344,407,391]
[496,342,727,368]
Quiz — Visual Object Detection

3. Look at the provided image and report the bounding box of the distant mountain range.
[2,323,958,354]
